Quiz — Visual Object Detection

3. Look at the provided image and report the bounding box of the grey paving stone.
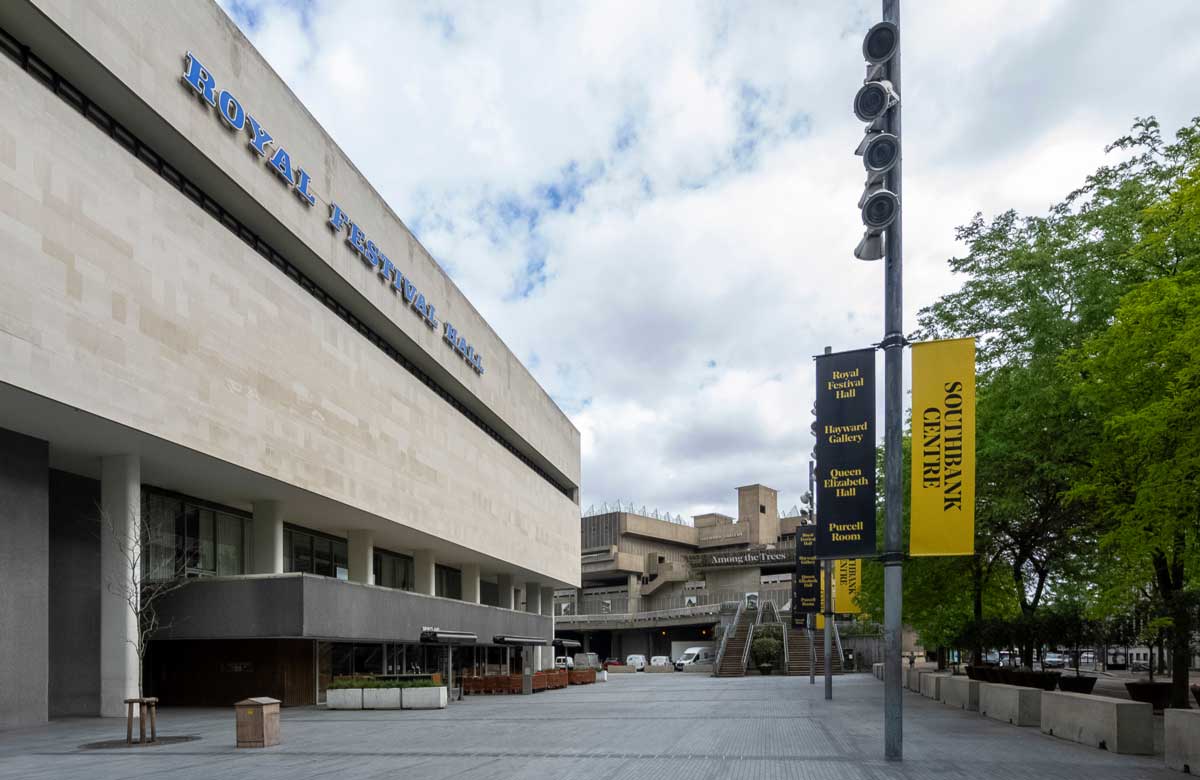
[0,673,1177,779]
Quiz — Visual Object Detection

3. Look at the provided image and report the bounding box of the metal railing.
[555,587,792,621]
[739,601,761,673]
[714,599,745,672]
[833,621,845,669]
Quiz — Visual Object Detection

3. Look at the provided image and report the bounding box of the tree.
[1069,268,1200,708]
[914,116,1200,666]
[101,502,191,699]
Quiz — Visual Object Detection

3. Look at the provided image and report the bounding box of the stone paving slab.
[0,674,1179,779]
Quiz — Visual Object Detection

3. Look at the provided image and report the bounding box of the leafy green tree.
[914,116,1200,665]
[1069,268,1200,707]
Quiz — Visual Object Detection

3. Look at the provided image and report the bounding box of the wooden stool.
[124,697,158,744]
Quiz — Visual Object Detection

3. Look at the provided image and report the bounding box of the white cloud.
[219,0,1200,516]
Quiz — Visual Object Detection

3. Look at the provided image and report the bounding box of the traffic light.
[853,21,900,261]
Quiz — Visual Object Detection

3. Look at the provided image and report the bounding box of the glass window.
[313,537,332,577]
[197,509,215,572]
[436,565,462,600]
[333,540,348,580]
[143,494,181,581]
[216,513,244,575]
[372,550,415,591]
[291,531,313,574]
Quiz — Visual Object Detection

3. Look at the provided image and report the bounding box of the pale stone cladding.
[0,0,580,587]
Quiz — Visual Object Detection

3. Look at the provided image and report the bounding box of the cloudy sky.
[220,0,1200,520]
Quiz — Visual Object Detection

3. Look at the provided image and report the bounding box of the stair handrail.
[777,602,789,669]
[741,599,762,673]
[714,599,745,673]
[833,620,846,670]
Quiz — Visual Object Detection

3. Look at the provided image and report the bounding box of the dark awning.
[492,634,549,646]
[554,638,582,649]
[420,629,477,644]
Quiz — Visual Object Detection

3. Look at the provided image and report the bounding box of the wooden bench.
[124,697,158,744]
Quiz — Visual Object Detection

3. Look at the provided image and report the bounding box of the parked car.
[602,657,622,670]
[573,652,600,670]
[649,656,671,668]
[1042,652,1065,668]
[674,646,716,671]
[626,654,647,671]
[555,656,575,670]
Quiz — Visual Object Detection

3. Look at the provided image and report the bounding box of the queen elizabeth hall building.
[0,0,581,726]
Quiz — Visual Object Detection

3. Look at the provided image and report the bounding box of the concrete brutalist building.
[0,0,580,726]
[556,485,803,660]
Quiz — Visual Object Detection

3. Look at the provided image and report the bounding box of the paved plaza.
[0,673,1179,779]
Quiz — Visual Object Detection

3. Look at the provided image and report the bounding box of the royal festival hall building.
[0,0,580,726]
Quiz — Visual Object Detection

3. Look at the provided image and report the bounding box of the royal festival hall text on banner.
[910,337,976,556]
[792,526,819,625]
[814,348,877,559]
[834,559,862,614]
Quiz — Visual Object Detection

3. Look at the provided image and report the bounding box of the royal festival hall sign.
[180,52,485,375]
[814,348,877,559]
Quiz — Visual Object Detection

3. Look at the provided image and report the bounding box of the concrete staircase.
[716,608,755,677]
[785,626,843,676]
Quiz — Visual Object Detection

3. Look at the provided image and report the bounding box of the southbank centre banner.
[910,337,976,556]
[814,348,877,559]
[792,525,819,624]
[833,559,862,614]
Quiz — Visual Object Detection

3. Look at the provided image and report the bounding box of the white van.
[626,654,647,671]
[674,646,715,671]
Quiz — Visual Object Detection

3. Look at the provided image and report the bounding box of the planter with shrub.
[326,677,443,711]
[751,635,782,676]
[1125,680,1173,711]
[1057,675,1097,694]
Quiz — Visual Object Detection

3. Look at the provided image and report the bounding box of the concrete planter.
[402,687,448,710]
[1124,681,1172,711]
[1166,708,1200,773]
[1041,691,1153,755]
[979,683,1041,727]
[1057,675,1097,694]
[326,688,363,710]
[597,670,608,682]
[362,688,402,710]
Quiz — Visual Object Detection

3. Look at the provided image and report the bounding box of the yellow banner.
[834,559,861,613]
[910,337,976,556]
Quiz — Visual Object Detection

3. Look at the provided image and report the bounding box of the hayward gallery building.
[0,0,581,726]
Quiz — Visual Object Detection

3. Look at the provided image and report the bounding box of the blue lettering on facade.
[216,89,245,131]
[181,52,483,377]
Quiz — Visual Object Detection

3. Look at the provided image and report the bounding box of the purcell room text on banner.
[814,348,877,559]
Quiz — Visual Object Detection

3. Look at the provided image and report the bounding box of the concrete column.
[626,573,641,614]
[524,582,542,614]
[347,530,373,584]
[497,574,514,609]
[100,454,140,717]
[462,563,481,604]
[524,583,542,670]
[541,586,555,672]
[414,549,435,595]
[0,429,49,728]
[251,500,284,574]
